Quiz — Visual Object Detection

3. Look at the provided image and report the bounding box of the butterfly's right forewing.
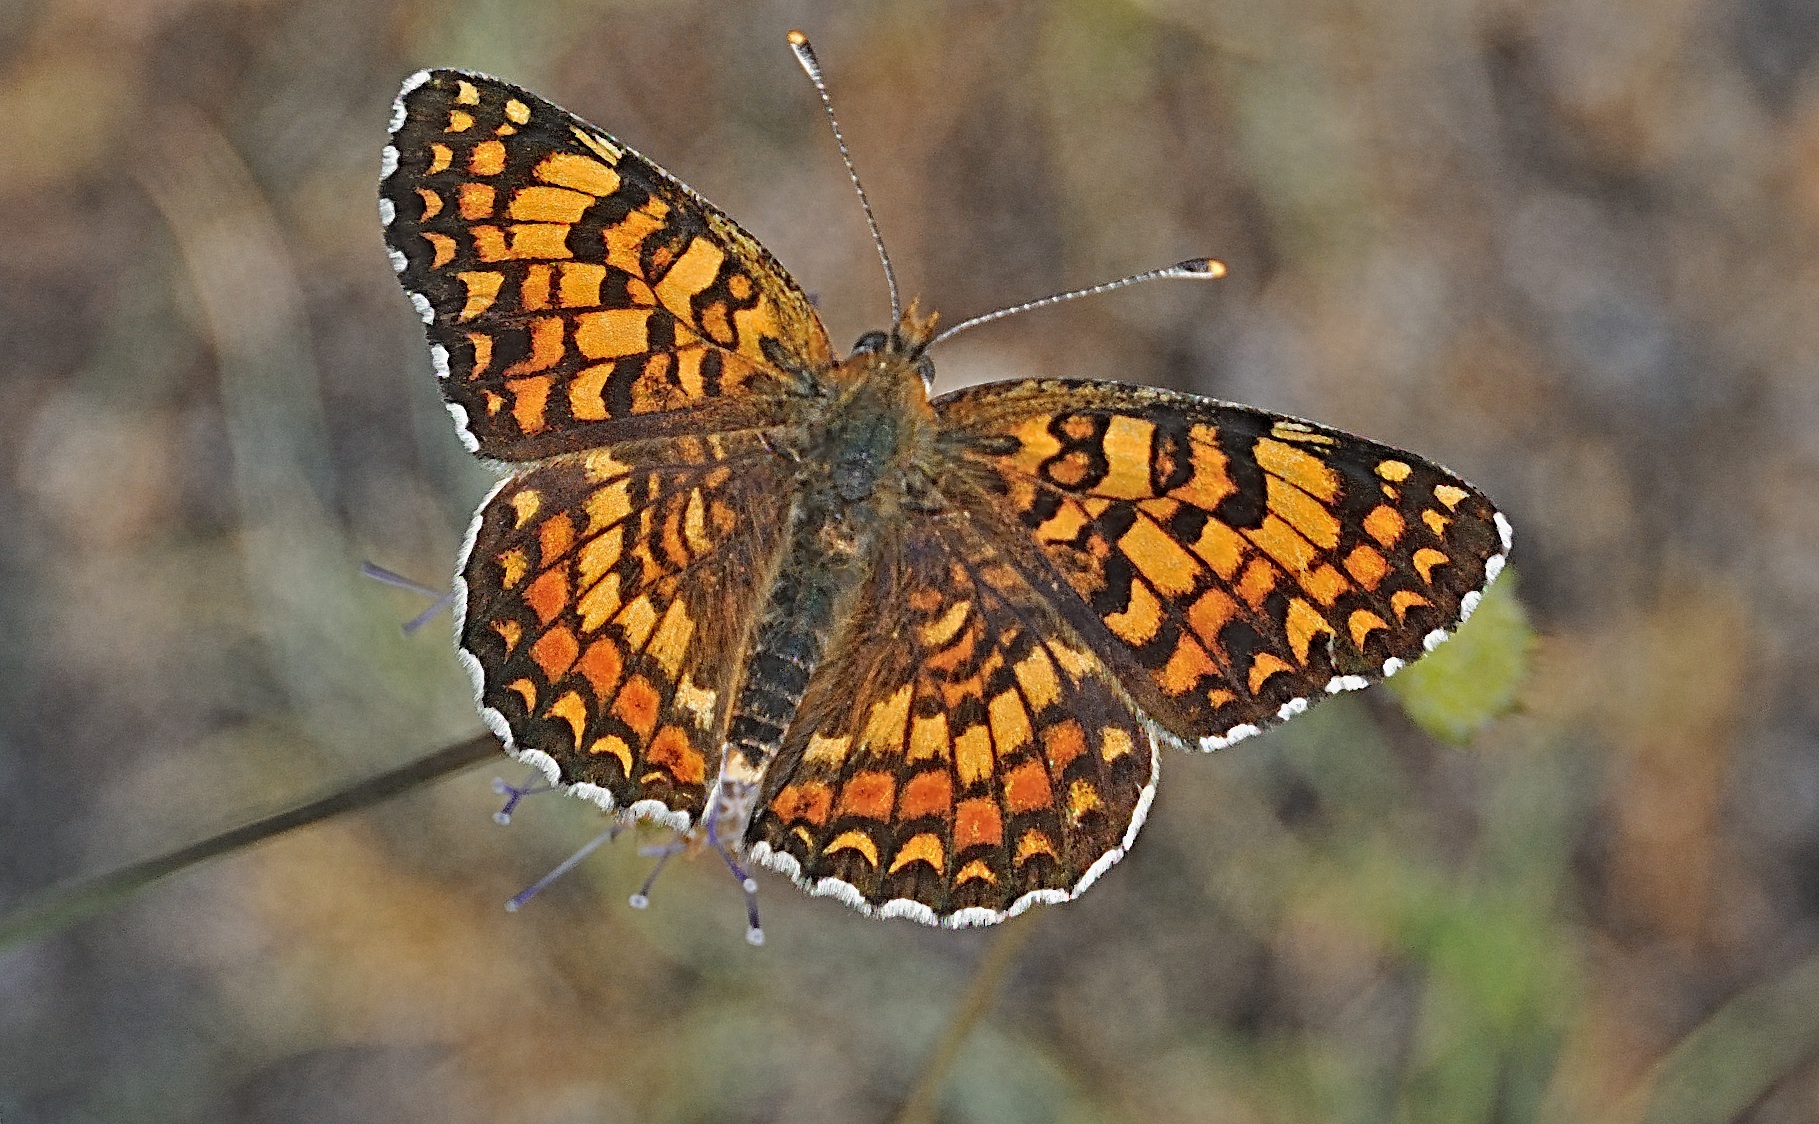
[936,379,1511,751]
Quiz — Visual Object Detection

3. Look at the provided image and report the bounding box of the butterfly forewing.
[935,379,1510,750]
[381,69,832,460]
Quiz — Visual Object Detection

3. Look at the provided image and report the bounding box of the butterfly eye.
[850,330,889,355]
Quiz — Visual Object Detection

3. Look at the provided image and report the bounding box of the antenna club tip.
[746,927,766,946]
[1183,258,1228,278]
[788,30,823,79]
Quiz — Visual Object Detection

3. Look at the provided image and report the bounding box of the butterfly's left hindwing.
[934,379,1511,751]
[458,433,791,826]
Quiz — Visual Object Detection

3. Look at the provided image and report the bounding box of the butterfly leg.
[758,428,803,464]
[491,768,555,825]
[704,775,766,946]
[504,821,623,912]
[625,824,764,944]
[358,561,456,634]
[628,836,685,910]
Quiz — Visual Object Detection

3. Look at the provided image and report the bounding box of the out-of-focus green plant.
[1389,569,1534,745]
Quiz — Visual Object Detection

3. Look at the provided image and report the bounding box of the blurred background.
[3,0,1818,1120]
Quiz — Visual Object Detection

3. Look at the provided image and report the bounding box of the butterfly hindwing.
[458,433,791,826]
[746,511,1158,925]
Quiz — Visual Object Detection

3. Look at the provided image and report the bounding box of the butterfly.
[378,45,1509,932]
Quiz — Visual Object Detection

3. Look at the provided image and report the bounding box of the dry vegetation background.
[4,0,1819,1121]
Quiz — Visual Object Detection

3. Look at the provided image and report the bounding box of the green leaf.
[1387,567,1534,744]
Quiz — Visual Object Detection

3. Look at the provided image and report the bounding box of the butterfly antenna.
[928,258,1227,348]
[504,822,622,912]
[789,29,902,327]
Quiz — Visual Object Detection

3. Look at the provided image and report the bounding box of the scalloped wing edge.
[453,473,697,835]
[1194,509,1513,752]
[743,724,1162,929]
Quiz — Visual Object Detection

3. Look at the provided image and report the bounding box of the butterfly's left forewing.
[381,69,832,460]
[935,379,1511,751]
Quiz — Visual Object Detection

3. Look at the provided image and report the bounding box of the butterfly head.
[848,298,940,389]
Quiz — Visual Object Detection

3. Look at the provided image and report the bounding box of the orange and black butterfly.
[379,49,1509,932]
